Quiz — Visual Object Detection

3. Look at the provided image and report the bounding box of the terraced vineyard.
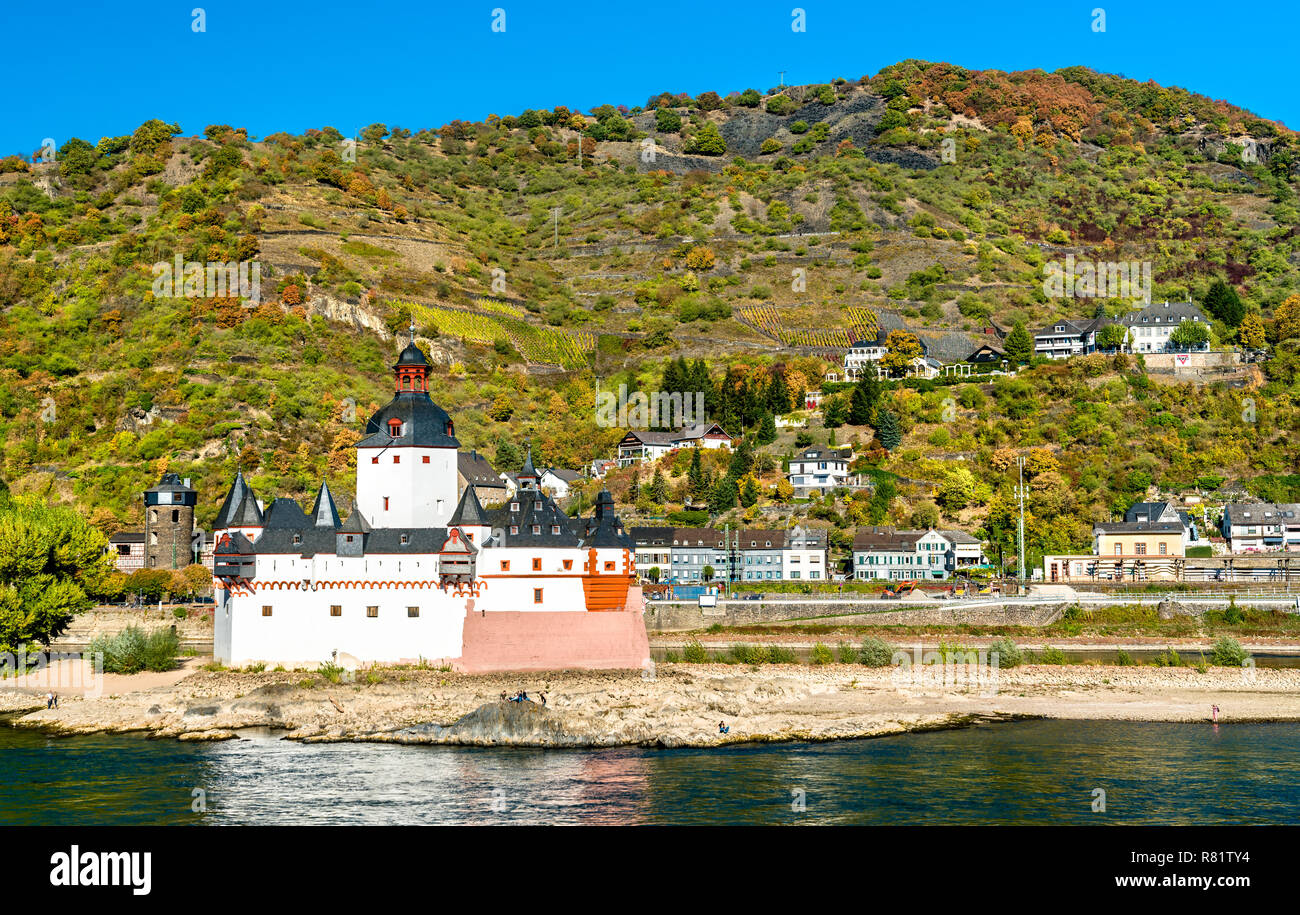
[737,304,880,348]
[402,299,595,369]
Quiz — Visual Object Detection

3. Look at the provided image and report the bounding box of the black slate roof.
[146,472,193,493]
[357,391,460,449]
[450,486,488,527]
[577,490,635,549]
[263,498,312,530]
[214,471,264,529]
[310,482,342,528]
[487,487,581,547]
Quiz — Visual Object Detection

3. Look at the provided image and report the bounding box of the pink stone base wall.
[455,607,651,674]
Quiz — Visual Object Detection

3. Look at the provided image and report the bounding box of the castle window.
[367,606,378,618]
[393,455,400,464]
[388,419,402,436]
[384,497,390,511]
[372,457,379,464]
[446,421,454,437]
[150,509,157,523]
[604,561,615,571]
[262,606,272,617]
[172,510,179,523]
[563,559,572,570]
[551,525,560,534]
[532,558,541,571]
[532,525,540,534]
[407,606,419,618]
[510,526,518,535]
[330,605,341,617]
[510,502,519,512]
[400,534,409,545]
[402,376,411,390]
[292,534,301,545]
[500,560,510,571]
[533,588,543,603]
[345,535,355,543]
[422,455,430,464]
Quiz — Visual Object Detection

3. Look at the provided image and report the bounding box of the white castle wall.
[214,544,634,667]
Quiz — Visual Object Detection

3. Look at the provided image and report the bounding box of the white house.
[781,527,828,581]
[1222,503,1300,553]
[787,447,856,497]
[1119,301,1210,354]
[539,467,583,499]
[211,338,649,673]
[616,422,731,466]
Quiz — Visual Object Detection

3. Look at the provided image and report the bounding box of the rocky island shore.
[4,662,1299,747]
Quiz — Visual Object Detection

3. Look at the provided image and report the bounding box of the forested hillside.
[1,60,1298,570]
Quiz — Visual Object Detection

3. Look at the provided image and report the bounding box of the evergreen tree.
[739,475,761,508]
[626,466,641,502]
[1202,279,1245,327]
[766,370,791,413]
[848,377,879,425]
[688,446,706,496]
[875,408,902,450]
[867,478,897,524]
[709,477,738,514]
[727,438,755,480]
[756,412,777,445]
[649,467,668,503]
[824,395,849,428]
[661,359,682,396]
[1004,321,1033,363]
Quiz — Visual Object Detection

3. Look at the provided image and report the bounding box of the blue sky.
[3,0,1296,156]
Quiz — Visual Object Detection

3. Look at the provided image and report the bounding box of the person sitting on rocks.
[718,721,729,735]
[539,692,547,707]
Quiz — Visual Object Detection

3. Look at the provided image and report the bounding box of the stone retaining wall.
[53,607,215,650]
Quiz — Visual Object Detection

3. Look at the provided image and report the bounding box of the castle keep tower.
[145,472,197,569]
[354,335,460,529]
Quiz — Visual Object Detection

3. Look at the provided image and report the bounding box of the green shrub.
[683,639,710,663]
[317,659,347,683]
[1211,636,1250,667]
[768,645,798,664]
[987,637,1023,669]
[729,643,771,664]
[1115,649,1137,666]
[1036,646,1069,665]
[1152,647,1185,667]
[809,642,835,665]
[837,641,857,663]
[87,626,180,674]
[857,637,894,667]
[662,650,681,663]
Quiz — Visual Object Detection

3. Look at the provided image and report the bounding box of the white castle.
[211,338,650,672]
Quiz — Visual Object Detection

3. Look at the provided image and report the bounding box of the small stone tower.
[145,472,197,569]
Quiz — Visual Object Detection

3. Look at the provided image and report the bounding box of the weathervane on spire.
[409,319,416,345]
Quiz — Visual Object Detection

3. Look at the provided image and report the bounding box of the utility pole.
[778,70,786,88]
[1015,455,1028,582]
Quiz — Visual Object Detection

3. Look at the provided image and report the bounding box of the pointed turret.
[310,481,342,529]
[214,470,263,531]
[518,445,539,491]
[450,485,487,528]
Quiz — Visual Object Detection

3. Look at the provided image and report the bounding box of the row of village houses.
[838,301,1213,382]
[630,525,988,584]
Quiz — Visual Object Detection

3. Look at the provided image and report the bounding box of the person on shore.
[46,692,54,710]
[718,721,729,735]
[1212,704,1219,723]
[51,693,58,709]
[539,692,547,707]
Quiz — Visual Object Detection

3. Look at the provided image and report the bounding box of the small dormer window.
[446,421,454,437]
[551,525,560,534]
[510,502,519,512]
[293,534,301,545]
[510,525,518,535]
[388,419,402,436]
[400,534,409,545]
[532,525,541,534]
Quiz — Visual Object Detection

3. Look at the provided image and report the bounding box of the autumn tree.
[879,330,923,376]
